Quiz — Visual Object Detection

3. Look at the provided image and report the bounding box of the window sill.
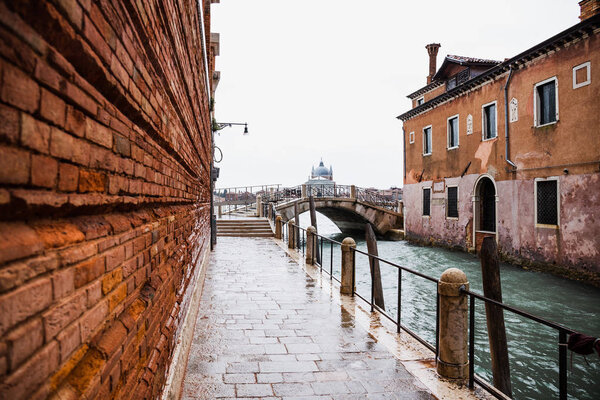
[534,121,558,128]
[423,153,432,157]
[535,223,559,229]
[475,230,496,234]
[446,216,459,220]
[447,146,459,150]
[422,215,431,218]
[482,136,498,142]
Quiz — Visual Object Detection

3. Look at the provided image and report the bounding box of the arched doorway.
[472,175,497,250]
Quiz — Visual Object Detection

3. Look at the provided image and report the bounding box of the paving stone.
[181,237,434,399]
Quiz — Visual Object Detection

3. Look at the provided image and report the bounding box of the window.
[534,77,558,127]
[423,187,431,216]
[447,186,458,218]
[573,62,590,89]
[409,131,415,144]
[417,97,424,106]
[447,115,459,149]
[535,179,559,227]
[423,126,432,155]
[482,102,497,140]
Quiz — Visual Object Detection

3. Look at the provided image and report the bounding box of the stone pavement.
[181,237,434,399]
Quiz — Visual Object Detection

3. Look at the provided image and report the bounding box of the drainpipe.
[503,67,517,171]
[402,126,407,183]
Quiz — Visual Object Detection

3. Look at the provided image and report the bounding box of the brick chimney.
[425,43,441,84]
[579,0,600,20]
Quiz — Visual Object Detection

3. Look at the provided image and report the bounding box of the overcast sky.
[211,0,579,190]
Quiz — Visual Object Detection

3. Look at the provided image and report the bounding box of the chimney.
[425,43,441,84]
[579,0,600,20]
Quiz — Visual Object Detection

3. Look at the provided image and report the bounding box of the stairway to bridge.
[216,218,274,237]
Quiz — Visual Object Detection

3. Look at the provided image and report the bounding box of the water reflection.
[297,212,600,400]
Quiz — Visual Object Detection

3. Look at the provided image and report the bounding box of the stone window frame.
[409,131,415,144]
[422,186,432,217]
[417,96,425,106]
[534,176,560,229]
[572,61,591,89]
[533,76,559,128]
[446,185,459,220]
[447,114,459,150]
[481,100,498,141]
[423,125,432,156]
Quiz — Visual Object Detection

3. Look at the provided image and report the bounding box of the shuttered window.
[423,126,432,155]
[423,188,431,216]
[447,116,459,148]
[536,79,558,126]
[447,186,458,218]
[483,103,497,139]
[536,180,558,226]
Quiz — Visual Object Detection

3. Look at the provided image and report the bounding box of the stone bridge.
[275,197,404,239]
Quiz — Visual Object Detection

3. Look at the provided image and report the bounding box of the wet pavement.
[181,237,434,399]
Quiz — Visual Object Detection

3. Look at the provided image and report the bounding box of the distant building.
[397,2,600,278]
[306,159,335,196]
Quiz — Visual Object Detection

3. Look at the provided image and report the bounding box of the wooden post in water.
[480,237,512,397]
[294,201,300,248]
[309,196,321,264]
[365,224,385,310]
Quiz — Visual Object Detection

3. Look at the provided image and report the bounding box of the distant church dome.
[309,158,333,181]
[314,160,330,177]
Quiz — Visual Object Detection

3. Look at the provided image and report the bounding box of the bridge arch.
[275,198,403,238]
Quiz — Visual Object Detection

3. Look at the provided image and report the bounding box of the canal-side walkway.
[180,237,486,399]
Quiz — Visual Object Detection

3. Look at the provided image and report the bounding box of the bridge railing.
[213,184,281,205]
[356,187,400,211]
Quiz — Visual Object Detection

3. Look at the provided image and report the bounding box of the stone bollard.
[350,185,356,199]
[340,237,356,295]
[275,216,282,239]
[301,184,307,198]
[256,195,262,217]
[288,222,295,249]
[218,205,222,218]
[306,226,316,264]
[437,268,470,379]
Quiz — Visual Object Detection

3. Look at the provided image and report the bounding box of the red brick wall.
[0,1,213,399]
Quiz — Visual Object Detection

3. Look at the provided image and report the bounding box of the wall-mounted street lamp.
[213,121,248,135]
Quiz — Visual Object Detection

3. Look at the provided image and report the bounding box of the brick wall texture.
[0,0,213,399]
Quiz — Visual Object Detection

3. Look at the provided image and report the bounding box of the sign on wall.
[466,114,473,134]
[510,98,518,122]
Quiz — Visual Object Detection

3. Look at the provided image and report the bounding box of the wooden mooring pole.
[365,224,385,310]
[480,237,512,397]
[309,196,321,264]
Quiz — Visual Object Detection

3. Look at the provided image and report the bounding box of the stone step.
[217,232,274,237]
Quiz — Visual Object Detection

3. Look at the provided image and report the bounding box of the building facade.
[398,3,600,281]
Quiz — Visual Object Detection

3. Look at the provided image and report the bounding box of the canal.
[297,212,600,400]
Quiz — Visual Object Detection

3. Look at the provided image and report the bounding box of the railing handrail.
[214,184,281,191]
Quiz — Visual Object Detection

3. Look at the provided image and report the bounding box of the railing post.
[437,268,469,380]
[217,205,222,218]
[350,185,356,199]
[258,196,264,218]
[340,237,356,295]
[301,184,307,198]
[288,223,295,249]
[306,226,316,265]
[275,216,282,239]
[256,195,262,217]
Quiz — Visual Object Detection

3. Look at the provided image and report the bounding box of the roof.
[398,13,600,121]
[431,54,501,81]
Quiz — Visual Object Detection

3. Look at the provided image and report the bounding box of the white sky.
[211,0,579,190]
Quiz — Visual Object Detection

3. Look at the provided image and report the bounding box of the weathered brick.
[85,119,112,148]
[71,215,111,240]
[32,221,85,249]
[57,321,81,362]
[65,105,86,137]
[34,60,63,91]
[113,135,130,157]
[0,145,30,185]
[43,290,87,340]
[0,61,39,113]
[31,154,58,188]
[78,169,106,193]
[74,257,104,288]
[55,0,83,29]
[59,242,97,265]
[0,277,52,336]
[0,222,44,265]
[21,113,51,153]
[58,162,79,191]
[80,301,108,342]
[95,320,126,357]
[0,341,59,400]
[0,103,20,144]
[101,267,122,295]
[6,317,44,370]
[52,267,75,299]
[104,214,132,234]
[107,283,126,311]
[86,280,102,308]
[105,245,125,271]
[40,88,66,126]
[62,82,97,115]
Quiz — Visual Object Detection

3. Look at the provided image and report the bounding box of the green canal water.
[297,212,600,400]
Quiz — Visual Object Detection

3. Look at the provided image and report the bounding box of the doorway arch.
[472,174,498,249]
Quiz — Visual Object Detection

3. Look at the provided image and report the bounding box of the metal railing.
[274,215,595,400]
[213,184,281,205]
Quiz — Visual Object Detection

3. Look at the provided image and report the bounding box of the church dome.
[314,160,330,177]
